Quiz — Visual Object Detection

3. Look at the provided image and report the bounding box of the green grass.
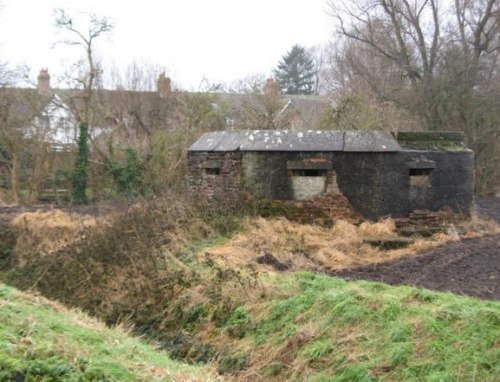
[1,270,499,382]
[0,283,213,382]
[2,206,500,382]
[247,272,500,381]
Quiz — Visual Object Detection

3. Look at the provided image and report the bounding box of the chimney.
[264,77,279,99]
[157,73,171,98]
[37,68,51,97]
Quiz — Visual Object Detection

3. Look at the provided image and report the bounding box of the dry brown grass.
[6,198,215,323]
[12,210,97,230]
[203,216,494,273]
[11,210,99,266]
[4,199,498,382]
[359,218,397,237]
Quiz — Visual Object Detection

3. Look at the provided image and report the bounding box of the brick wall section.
[187,149,474,219]
[187,151,242,202]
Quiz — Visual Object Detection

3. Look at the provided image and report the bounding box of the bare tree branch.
[53,8,113,123]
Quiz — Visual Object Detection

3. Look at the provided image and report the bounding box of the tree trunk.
[29,143,50,204]
[10,152,20,205]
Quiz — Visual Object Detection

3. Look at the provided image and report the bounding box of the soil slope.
[334,198,500,300]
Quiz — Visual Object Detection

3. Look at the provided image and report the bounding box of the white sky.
[0,0,333,90]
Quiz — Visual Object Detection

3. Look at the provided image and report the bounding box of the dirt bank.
[333,198,500,300]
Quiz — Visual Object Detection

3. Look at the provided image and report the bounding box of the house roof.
[0,88,52,123]
[188,130,402,152]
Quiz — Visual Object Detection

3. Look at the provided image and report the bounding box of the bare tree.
[0,67,23,204]
[329,0,441,84]
[454,0,500,70]
[0,68,52,204]
[54,9,112,122]
[53,8,112,204]
[446,0,500,193]
[307,45,329,95]
[329,0,499,94]
[327,0,500,194]
[227,76,293,130]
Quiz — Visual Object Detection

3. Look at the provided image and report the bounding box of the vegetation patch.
[242,273,500,381]
[204,214,490,274]
[0,218,16,269]
[1,198,499,381]
[0,283,213,381]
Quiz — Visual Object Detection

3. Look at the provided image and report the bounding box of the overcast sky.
[0,0,333,90]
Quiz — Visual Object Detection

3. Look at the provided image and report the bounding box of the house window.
[290,169,328,200]
[205,168,221,175]
[409,168,432,176]
[409,167,433,187]
[287,159,333,200]
[202,159,222,176]
[291,169,326,177]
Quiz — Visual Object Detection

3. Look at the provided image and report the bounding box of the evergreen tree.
[274,45,316,95]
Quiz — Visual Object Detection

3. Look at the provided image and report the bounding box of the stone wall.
[188,148,474,219]
[335,151,474,218]
[241,152,340,200]
[187,151,242,202]
[239,150,474,219]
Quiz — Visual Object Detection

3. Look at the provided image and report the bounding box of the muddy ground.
[334,198,500,300]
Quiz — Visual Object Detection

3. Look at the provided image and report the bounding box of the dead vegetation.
[203,214,496,274]
[0,195,498,380]
[12,210,98,267]
[4,197,497,302]
[2,195,228,322]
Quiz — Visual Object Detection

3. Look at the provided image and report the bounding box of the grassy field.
[0,283,215,382]
[1,203,499,381]
[1,273,498,382]
[237,272,500,381]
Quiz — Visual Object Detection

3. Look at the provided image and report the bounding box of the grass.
[204,216,473,274]
[2,201,499,381]
[3,239,499,380]
[244,272,500,381]
[0,283,214,382]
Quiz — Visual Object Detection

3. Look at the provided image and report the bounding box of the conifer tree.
[274,45,316,95]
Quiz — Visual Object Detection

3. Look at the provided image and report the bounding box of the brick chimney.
[37,68,51,97]
[264,77,279,99]
[157,73,171,98]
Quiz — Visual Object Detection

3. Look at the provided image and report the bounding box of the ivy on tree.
[274,45,315,95]
[54,9,113,205]
[73,122,89,204]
